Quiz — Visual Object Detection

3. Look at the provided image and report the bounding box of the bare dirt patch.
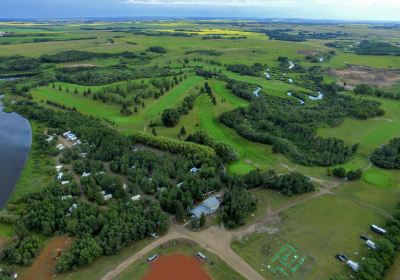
[143,254,211,280]
[330,65,400,88]
[23,236,72,280]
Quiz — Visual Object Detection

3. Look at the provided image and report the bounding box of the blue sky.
[1,0,399,21]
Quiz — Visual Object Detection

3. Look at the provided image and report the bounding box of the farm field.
[0,18,399,280]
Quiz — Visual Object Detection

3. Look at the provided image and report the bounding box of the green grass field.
[3,20,400,280]
[232,195,387,279]
[32,76,204,134]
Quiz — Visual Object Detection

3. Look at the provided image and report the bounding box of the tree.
[161,109,180,127]
[221,185,256,228]
[175,201,185,222]
[179,126,186,136]
[56,236,102,272]
[199,213,206,228]
[347,169,362,181]
[332,167,347,178]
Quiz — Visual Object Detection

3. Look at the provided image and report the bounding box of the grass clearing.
[233,194,388,279]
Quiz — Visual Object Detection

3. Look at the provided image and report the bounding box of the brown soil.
[330,65,400,88]
[22,236,72,280]
[143,254,211,280]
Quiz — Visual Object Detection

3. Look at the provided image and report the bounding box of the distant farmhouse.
[191,196,221,219]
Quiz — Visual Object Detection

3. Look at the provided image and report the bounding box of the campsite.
[0,13,399,280]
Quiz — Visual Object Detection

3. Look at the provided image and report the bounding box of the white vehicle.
[150,232,159,239]
[61,181,70,185]
[371,224,386,235]
[347,260,359,272]
[131,195,141,202]
[366,240,377,250]
[103,194,113,201]
[82,172,91,177]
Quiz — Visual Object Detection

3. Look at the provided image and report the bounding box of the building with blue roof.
[191,196,221,218]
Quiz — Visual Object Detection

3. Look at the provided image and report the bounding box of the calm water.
[0,96,32,207]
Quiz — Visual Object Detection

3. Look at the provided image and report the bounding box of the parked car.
[360,234,370,241]
[335,253,347,262]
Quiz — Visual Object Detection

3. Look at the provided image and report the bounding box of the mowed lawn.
[32,76,204,134]
[232,194,387,280]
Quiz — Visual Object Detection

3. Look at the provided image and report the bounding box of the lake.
[0,96,32,207]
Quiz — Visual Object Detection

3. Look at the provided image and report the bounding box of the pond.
[0,96,32,207]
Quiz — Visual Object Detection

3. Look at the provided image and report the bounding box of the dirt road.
[101,174,341,280]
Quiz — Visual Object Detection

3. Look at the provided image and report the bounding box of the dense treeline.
[221,185,256,228]
[354,41,400,56]
[220,82,383,166]
[225,79,258,101]
[40,50,139,63]
[371,138,400,169]
[354,84,400,100]
[0,56,40,73]
[55,65,177,86]
[260,29,350,42]
[185,50,223,56]
[110,149,223,221]
[147,46,167,54]
[242,170,316,196]
[130,132,216,159]
[1,235,41,266]
[226,63,264,76]
[186,130,238,163]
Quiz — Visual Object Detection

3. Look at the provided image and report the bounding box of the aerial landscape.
[0,0,400,280]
